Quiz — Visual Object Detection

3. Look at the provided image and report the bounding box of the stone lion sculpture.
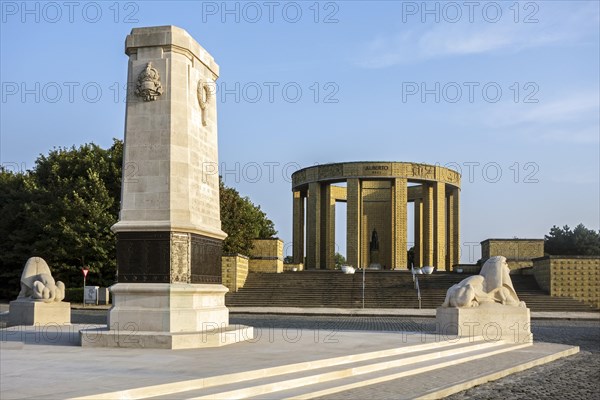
[442,256,525,308]
[17,257,65,303]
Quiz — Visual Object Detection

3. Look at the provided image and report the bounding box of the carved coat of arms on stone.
[135,62,163,101]
[197,81,212,126]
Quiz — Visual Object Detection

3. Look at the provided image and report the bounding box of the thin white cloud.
[358,2,599,68]
[500,93,599,126]
[482,92,600,144]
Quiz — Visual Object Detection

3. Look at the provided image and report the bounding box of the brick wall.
[221,254,249,292]
[481,239,544,270]
[249,239,284,273]
[533,256,600,308]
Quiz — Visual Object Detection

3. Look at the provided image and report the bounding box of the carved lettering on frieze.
[362,164,391,176]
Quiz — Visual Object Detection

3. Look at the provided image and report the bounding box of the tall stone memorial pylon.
[81,26,252,349]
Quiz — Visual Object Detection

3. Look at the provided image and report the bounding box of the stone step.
[76,336,484,400]
[9,328,579,400]
[147,339,521,400]
[272,343,578,400]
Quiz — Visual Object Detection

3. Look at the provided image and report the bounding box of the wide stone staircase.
[90,336,578,400]
[225,271,599,312]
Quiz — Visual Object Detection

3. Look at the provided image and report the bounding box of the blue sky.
[1,1,599,262]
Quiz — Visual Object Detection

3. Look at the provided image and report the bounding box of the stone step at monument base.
[79,283,253,349]
[81,337,577,400]
[80,324,254,350]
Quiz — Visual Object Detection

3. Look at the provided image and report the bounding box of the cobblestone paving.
[445,352,600,400]
[231,314,438,334]
[445,319,600,400]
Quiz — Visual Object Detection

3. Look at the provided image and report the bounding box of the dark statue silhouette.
[370,229,379,251]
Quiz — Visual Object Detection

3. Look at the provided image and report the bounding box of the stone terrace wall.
[533,256,600,309]
[481,239,544,270]
[249,239,284,273]
[221,254,249,292]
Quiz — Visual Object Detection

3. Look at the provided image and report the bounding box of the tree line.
[0,140,276,299]
[544,224,599,256]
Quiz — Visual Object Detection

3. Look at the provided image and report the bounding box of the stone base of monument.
[79,283,253,349]
[436,303,532,344]
[8,300,71,327]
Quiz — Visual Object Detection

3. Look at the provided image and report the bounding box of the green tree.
[0,169,38,298]
[32,141,122,288]
[334,252,346,268]
[545,224,600,256]
[0,141,123,298]
[219,178,277,254]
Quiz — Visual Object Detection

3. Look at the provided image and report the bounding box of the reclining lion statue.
[17,257,65,303]
[442,256,525,308]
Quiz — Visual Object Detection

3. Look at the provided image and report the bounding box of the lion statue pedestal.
[8,257,71,327]
[436,256,532,344]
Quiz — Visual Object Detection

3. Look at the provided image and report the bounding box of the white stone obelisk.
[81,26,252,349]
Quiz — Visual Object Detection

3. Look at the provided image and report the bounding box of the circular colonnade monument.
[291,162,461,271]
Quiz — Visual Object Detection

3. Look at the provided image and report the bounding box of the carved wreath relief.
[135,62,163,101]
[197,81,212,126]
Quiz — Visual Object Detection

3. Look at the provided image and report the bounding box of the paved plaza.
[1,305,598,399]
